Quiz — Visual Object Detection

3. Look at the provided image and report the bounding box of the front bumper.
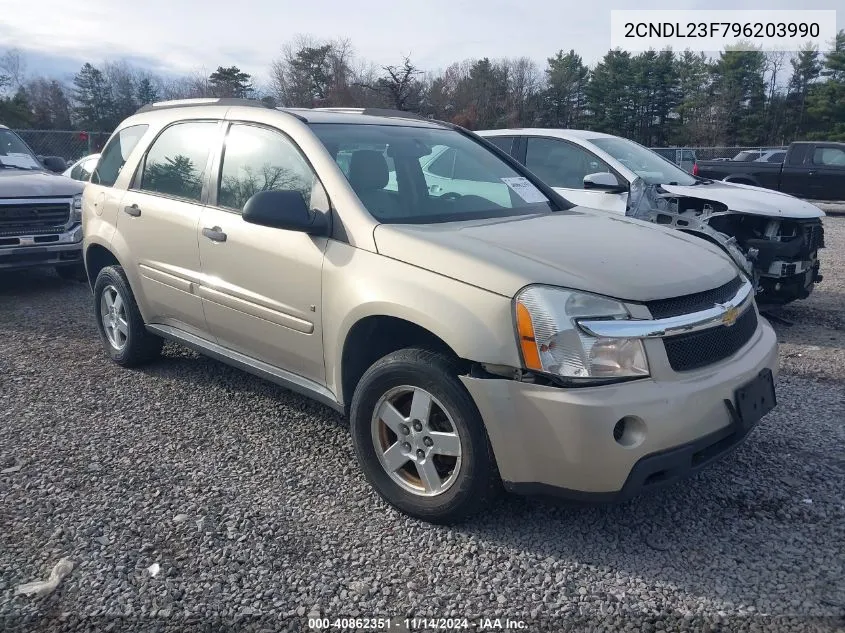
[0,225,83,271]
[460,315,779,500]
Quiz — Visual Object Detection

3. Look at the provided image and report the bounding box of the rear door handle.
[807,170,817,176]
[123,204,141,217]
[202,226,227,243]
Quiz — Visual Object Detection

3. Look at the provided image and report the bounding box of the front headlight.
[515,286,649,381]
[70,194,82,224]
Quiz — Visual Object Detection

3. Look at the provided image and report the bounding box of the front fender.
[321,241,520,404]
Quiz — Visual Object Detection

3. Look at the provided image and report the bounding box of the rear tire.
[349,348,499,524]
[93,265,162,367]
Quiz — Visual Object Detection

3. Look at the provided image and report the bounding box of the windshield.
[589,137,696,186]
[0,129,42,170]
[310,123,558,223]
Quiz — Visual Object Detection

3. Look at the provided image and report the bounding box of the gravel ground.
[1,218,844,633]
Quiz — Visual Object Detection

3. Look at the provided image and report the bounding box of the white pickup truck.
[477,129,826,306]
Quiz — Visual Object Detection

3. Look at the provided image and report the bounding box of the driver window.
[813,147,845,167]
[218,123,326,213]
[525,137,612,190]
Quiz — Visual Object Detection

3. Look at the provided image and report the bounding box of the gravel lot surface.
[1,218,844,633]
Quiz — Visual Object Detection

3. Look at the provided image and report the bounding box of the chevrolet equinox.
[82,99,779,524]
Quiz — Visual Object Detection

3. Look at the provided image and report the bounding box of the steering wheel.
[441,192,463,201]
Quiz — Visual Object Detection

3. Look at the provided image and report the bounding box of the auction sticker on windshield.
[501,177,548,204]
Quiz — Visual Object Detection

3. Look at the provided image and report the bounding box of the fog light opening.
[613,416,646,448]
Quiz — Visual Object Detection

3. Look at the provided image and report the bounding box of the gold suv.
[82,99,779,523]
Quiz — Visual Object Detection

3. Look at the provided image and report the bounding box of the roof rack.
[135,97,272,115]
[311,107,428,121]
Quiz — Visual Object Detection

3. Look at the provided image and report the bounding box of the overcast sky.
[1,0,842,84]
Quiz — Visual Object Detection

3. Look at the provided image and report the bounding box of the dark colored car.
[695,141,845,201]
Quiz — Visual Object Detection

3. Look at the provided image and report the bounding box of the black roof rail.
[134,98,272,115]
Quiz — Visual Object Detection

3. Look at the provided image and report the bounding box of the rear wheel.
[93,265,162,367]
[350,348,499,524]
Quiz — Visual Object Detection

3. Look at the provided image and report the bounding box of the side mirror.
[41,156,67,173]
[583,172,626,193]
[242,190,329,235]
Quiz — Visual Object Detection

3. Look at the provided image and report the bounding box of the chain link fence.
[652,146,789,161]
[13,130,113,165]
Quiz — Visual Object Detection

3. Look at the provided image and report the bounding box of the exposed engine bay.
[626,181,825,306]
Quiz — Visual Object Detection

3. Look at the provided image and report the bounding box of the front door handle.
[202,226,227,243]
[123,204,141,217]
[807,170,817,176]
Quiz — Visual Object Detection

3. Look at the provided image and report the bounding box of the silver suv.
[82,99,779,523]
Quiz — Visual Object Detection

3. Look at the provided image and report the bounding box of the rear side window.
[486,136,516,155]
[787,144,809,165]
[766,152,785,163]
[91,125,148,187]
[139,121,218,201]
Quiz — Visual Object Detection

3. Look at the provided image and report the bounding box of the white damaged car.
[477,129,826,306]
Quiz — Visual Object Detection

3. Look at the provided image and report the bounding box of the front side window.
[0,129,42,170]
[767,152,786,163]
[590,136,697,186]
[139,121,217,201]
[92,125,148,187]
[525,138,613,189]
[218,123,326,212]
[311,123,557,223]
[812,147,845,167]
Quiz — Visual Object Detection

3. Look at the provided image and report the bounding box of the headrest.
[348,150,389,191]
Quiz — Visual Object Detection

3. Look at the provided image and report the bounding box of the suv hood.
[0,169,84,198]
[661,180,824,219]
[373,209,738,300]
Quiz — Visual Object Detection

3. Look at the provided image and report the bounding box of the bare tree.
[0,49,26,92]
[361,55,423,110]
[504,57,542,125]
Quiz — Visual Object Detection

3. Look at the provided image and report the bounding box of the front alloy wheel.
[371,385,462,496]
[350,348,499,524]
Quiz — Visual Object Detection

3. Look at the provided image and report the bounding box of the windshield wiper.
[0,163,33,170]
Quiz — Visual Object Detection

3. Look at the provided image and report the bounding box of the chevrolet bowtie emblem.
[719,303,739,327]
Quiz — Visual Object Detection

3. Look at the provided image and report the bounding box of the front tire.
[349,348,499,524]
[93,265,162,367]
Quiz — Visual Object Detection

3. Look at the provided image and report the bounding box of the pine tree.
[805,30,845,140]
[710,48,767,145]
[72,63,115,130]
[208,66,253,98]
[542,50,588,128]
[137,77,159,105]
